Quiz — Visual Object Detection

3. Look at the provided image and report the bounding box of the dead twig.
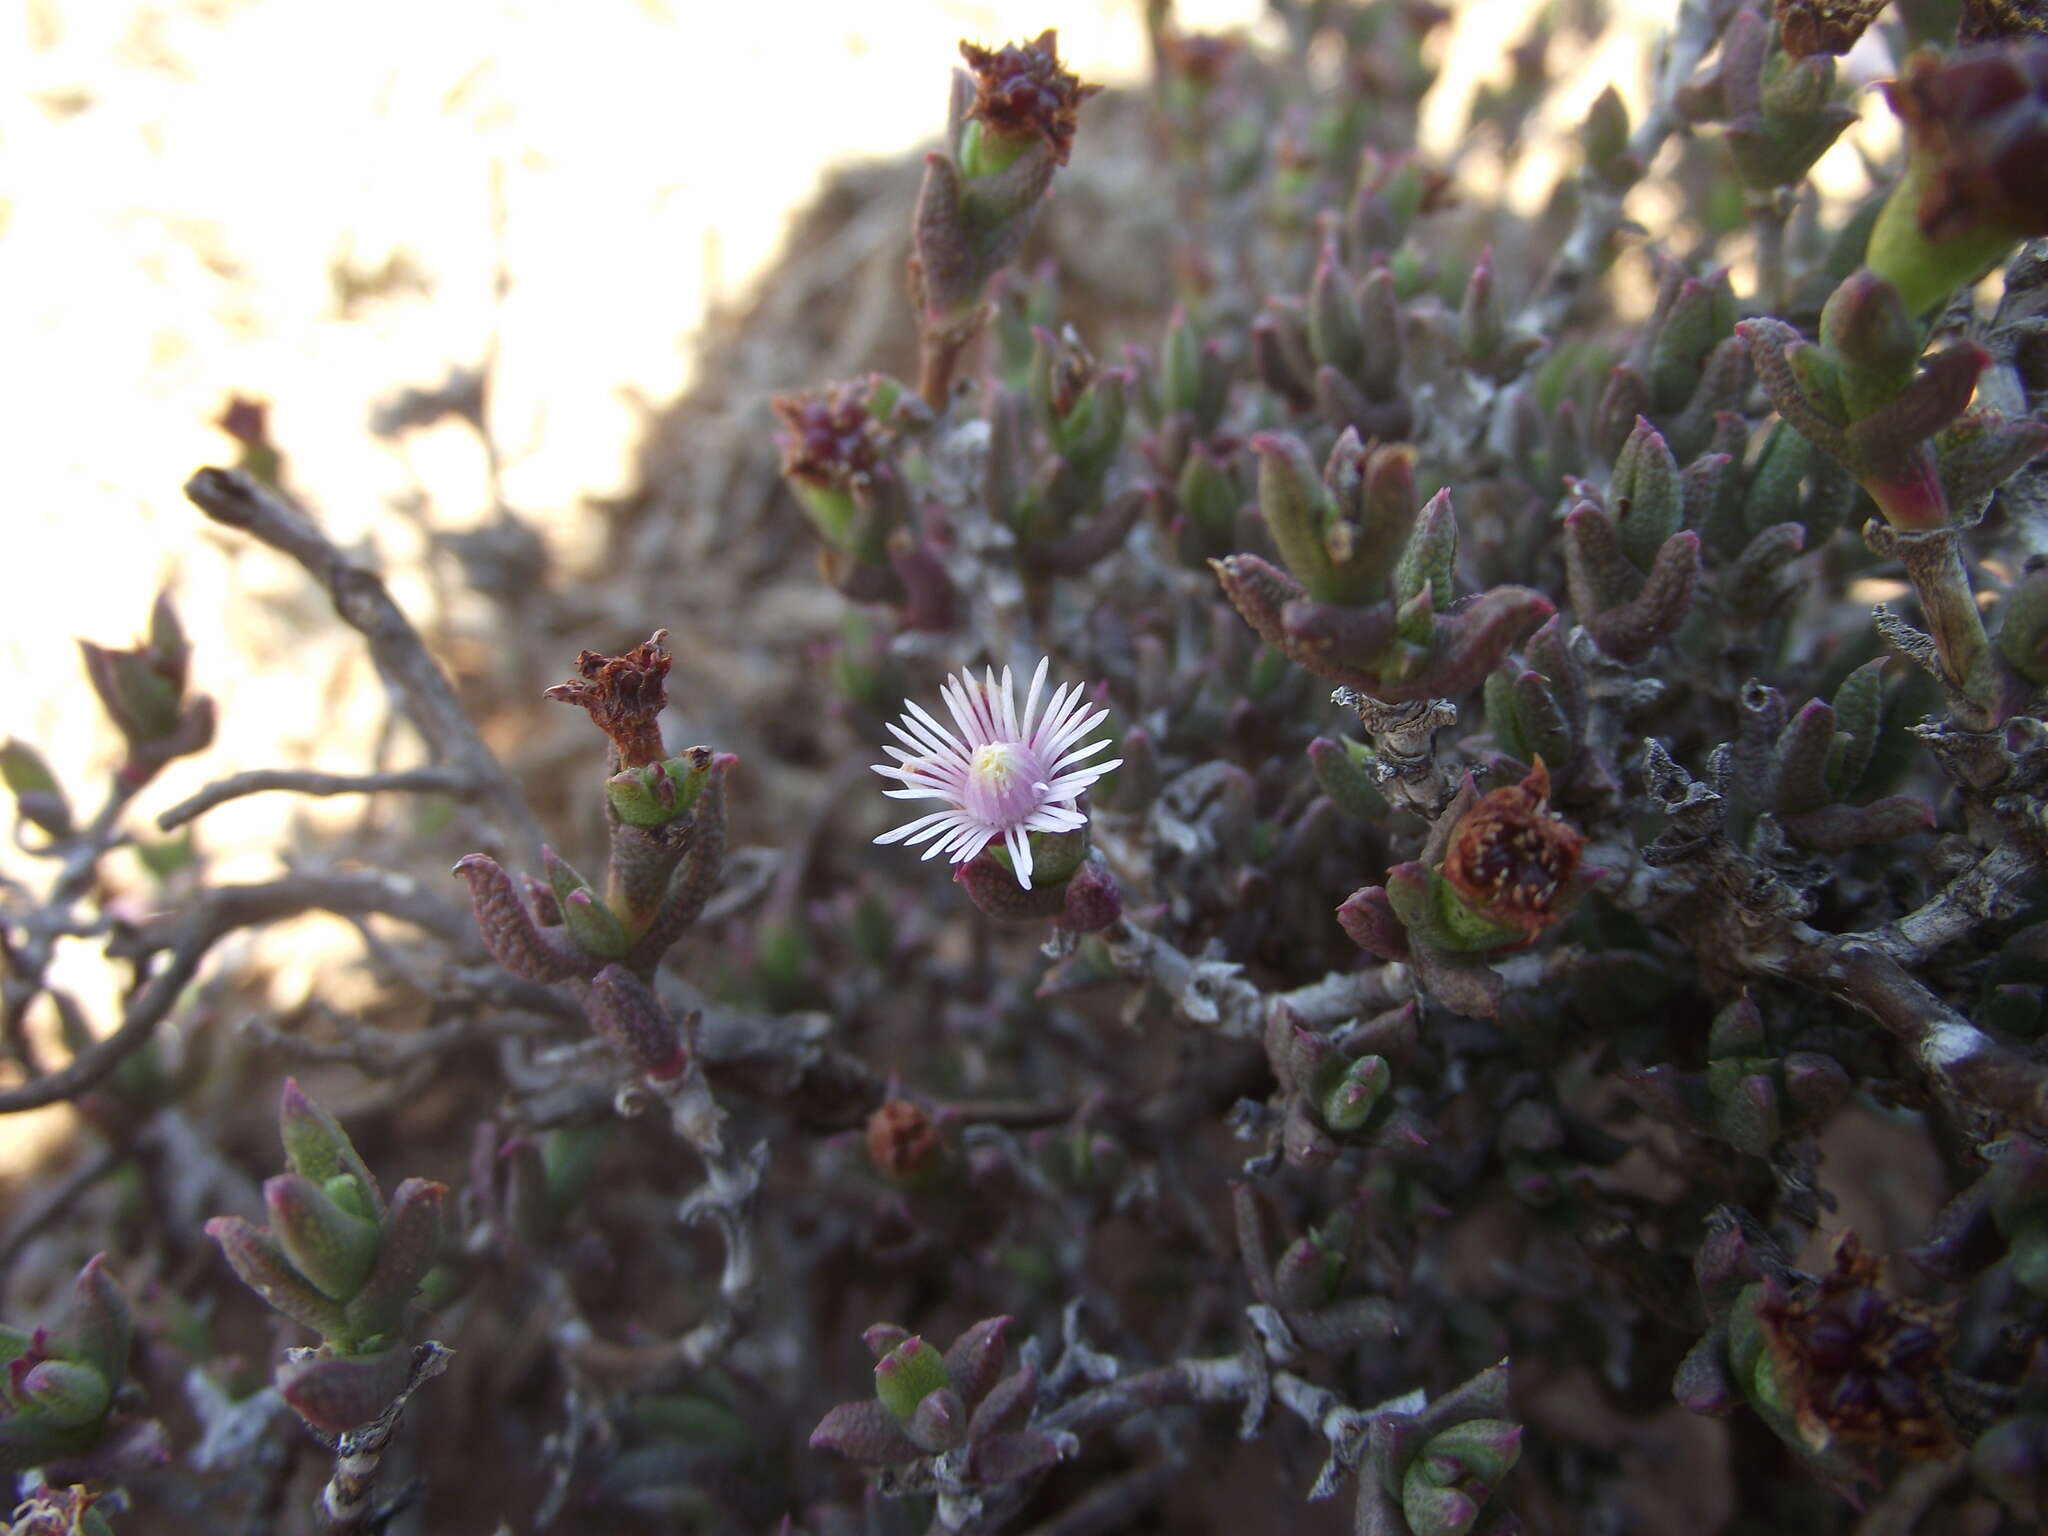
[157,765,478,833]
[183,468,543,861]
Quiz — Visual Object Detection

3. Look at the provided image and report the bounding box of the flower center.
[965,741,1042,826]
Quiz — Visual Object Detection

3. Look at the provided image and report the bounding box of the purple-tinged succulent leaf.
[1337,886,1410,962]
[1781,1053,1852,1119]
[810,1397,921,1464]
[1739,319,1847,456]
[1407,944,1507,1020]
[1562,502,1640,616]
[1293,1296,1399,1355]
[1272,1236,1327,1314]
[907,1386,968,1453]
[863,1323,911,1360]
[62,1255,133,1389]
[1940,409,2048,514]
[204,1217,350,1338]
[968,1427,1065,1484]
[1283,1097,1339,1169]
[276,1344,412,1435]
[584,964,688,1080]
[1583,531,1700,662]
[1058,858,1122,933]
[1211,552,1305,653]
[1381,586,1553,703]
[1024,486,1150,577]
[1276,595,1401,688]
[1714,1072,1781,1157]
[1611,418,1682,567]
[343,1178,446,1343]
[1844,343,1989,470]
[942,1316,1010,1409]
[956,854,1071,921]
[1773,699,1837,815]
[967,1362,1038,1442]
[1673,1330,1739,1416]
[452,854,597,983]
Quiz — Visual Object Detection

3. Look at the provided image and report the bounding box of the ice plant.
[873,659,1119,890]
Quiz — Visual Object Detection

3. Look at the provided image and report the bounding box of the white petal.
[887,718,955,766]
[1019,657,1049,737]
[934,826,994,863]
[1044,706,1109,758]
[1031,682,1075,746]
[901,701,969,760]
[997,665,1019,739]
[875,811,967,846]
[1006,824,1034,889]
[940,674,987,746]
[1024,806,1086,832]
[1049,738,1113,771]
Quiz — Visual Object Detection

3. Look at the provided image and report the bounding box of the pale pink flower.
[873,658,1121,889]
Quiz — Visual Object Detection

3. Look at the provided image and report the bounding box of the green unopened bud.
[322,1172,376,1223]
[1401,1480,1482,1536]
[545,847,628,959]
[1869,44,2048,316]
[1415,1418,1524,1488]
[874,1336,950,1424]
[1820,271,1921,418]
[605,750,713,829]
[1394,580,1437,648]
[1320,1055,1391,1131]
[15,1359,112,1428]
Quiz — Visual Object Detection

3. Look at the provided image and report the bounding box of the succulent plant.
[0,1258,162,1486]
[206,1081,446,1434]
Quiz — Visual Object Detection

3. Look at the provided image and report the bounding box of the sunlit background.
[0,0,1905,1170]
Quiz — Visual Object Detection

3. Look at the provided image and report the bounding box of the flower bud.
[1871,42,2048,315]
[1320,1055,1391,1132]
[874,1336,950,1424]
